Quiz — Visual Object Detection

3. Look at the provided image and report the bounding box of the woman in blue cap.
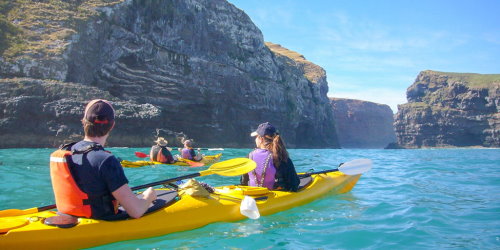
[240,122,300,191]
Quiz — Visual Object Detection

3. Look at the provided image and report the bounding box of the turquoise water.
[1,148,499,249]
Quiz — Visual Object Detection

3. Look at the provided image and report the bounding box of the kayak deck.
[0,171,361,249]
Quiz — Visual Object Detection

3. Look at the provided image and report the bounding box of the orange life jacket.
[150,145,174,163]
[49,143,115,218]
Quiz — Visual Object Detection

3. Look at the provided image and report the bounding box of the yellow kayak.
[0,170,362,249]
[121,153,223,168]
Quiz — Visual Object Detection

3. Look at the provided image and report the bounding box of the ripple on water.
[2,148,500,249]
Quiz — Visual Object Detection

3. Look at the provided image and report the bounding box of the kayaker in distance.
[49,99,156,222]
[240,122,300,191]
[179,139,203,161]
[150,137,176,164]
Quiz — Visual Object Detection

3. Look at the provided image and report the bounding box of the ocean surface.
[0,148,499,249]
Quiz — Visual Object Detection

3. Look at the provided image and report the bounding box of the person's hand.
[142,187,157,203]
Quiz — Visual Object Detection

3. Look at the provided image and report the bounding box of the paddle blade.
[207,148,224,151]
[185,160,205,167]
[199,148,224,151]
[338,158,373,175]
[135,152,149,158]
[201,158,256,177]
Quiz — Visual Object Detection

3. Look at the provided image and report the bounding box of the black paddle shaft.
[34,173,201,213]
[131,173,201,191]
[298,169,340,178]
[298,162,344,179]
[37,166,342,212]
[39,204,57,211]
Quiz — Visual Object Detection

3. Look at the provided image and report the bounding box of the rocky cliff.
[0,0,338,148]
[394,70,500,148]
[330,98,396,148]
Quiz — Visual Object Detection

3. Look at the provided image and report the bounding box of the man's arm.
[192,148,203,161]
[112,185,157,219]
[240,173,249,185]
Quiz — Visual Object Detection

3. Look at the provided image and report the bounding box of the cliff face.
[330,98,396,148]
[394,70,500,148]
[0,0,338,148]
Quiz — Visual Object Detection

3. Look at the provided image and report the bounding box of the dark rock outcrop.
[384,142,404,149]
[0,78,188,147]
[330,98,396,148]
[394,70,500,148]
[0,0,338,148]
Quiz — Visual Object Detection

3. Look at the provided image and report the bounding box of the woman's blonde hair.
[261,134,289,168]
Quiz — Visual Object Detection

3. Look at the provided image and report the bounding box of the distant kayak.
[121,153,223,168]
[177,152,223,166]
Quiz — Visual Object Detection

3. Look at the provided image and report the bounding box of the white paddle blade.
[338,158,372,175]
[208,148,224,151]
[240,196,260,219]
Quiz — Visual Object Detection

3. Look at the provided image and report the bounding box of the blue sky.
[227,0,500,112]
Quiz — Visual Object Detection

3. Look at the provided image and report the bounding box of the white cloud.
[483,31,500,45]
[250,3,296,30]
[335,55,418,71]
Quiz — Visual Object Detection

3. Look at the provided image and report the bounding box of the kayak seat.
[100,189,178,221]
[44,213,79,228]
[298,176,313,190]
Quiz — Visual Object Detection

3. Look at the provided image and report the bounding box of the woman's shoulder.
[280,157,294,167]
[251,148,270,153]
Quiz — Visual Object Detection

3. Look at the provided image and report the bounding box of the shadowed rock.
[330,98,396,148]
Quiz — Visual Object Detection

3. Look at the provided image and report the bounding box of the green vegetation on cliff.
[265,42,325,84]
[423,70,500,89]
[0,0,22,55]
[0,0,124,57]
